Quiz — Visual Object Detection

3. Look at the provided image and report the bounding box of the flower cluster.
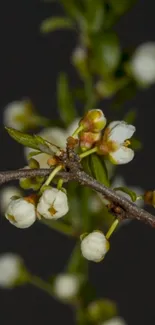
[79,110,136,165]
[5,187,69,229]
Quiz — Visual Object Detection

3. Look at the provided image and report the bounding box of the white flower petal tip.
[37,188,69,220]
[130,42,155,85]
[108,121,136,144]
[81,231,109,262]
[0,186,22,214]
[109,147,134,165]
[53,274,80,300]
[5,198,36,228]
[3,100,34,130]
[0,253,22,288]
[100,316,127,325]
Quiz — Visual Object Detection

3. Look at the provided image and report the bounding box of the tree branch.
[0,168,154,228]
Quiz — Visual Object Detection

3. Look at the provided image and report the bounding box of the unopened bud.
[79,109,107,133]
[53,273,81,300]
[81,230,109,262]
[37,187,69,220]
[28,158,40,169]
[79,131,101,151]
[87,299,117,323]
[5,197,37,228]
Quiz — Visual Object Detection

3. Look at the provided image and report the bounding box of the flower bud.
[3,99,35,131]
[79,131,101,151]
[5,197,36,228]
[87,299,117,323]
[53,273,80,300]
[37,187,69,220]
[79,109,107,133]
[130,42,155,86]
[28,158,40,169]
[0,186,22,214]
[81,231,109,262]
[0,253,23,288]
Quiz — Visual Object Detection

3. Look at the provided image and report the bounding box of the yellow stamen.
[124,140,130,147]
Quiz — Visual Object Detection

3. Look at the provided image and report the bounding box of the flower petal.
[108,121,135,144]
[109,146,134,165]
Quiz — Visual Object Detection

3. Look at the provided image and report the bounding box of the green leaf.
[6,127,60,155]
[92,32,121,76]
[57,73,77,126]
[40,16,74,33]
[113,186,137,202]
[90,154,110,187]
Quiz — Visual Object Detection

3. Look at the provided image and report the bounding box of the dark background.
[0,1,155,324]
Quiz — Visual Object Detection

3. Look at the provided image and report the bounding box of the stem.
[72,125,84,138]
[57,178,64,190]
[28,275,54,297]
[79,147,97,159]
[0,168,155,228]
[42,165,63,187]
[106,219,119,240]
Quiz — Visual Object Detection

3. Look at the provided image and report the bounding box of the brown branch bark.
[0,167,154,228]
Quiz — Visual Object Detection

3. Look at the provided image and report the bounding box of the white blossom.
[107,121,135,165]
[81,231,109,262]
[0,253,22,288]
[3,100,34,130]
[37,188,69,220]
[101,317,127,325]
[53,274,80,299]
[5,198,36,228]
[0,186,22,214]
[24,119,80,168]
[130,42,155,85]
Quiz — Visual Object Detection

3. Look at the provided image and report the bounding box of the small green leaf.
[90,154,110,187]
[114,186,137,202]
[57,73,77,126]
[6,127,59,155]
[40,16,74,33]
